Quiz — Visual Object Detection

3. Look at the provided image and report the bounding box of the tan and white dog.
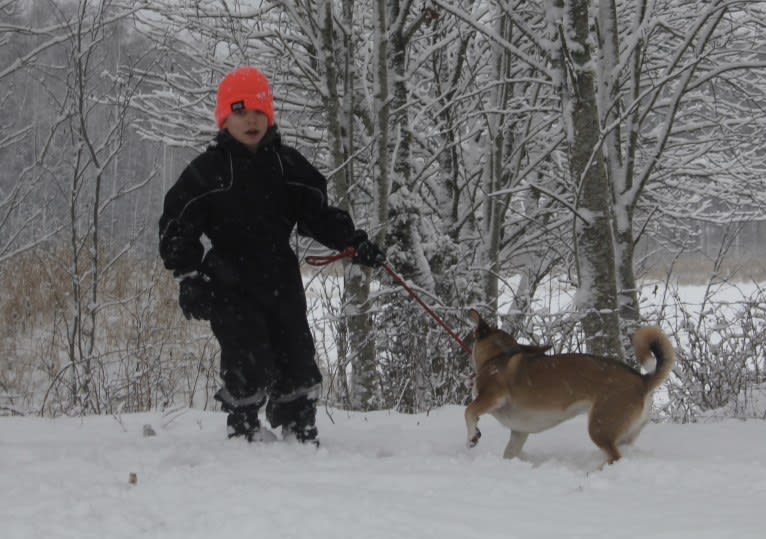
[465,309,675,464]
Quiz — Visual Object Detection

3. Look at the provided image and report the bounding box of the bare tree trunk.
[343,0,397,409]
[332,0,377,409]
[597,0,643,353]
[480,11,515,314]
[552,0,622,358]
[338,0,376,408]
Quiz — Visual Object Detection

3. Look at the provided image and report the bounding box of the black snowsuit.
[159,127,365,438]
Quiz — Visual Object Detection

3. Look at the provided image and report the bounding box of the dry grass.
[0,248,219,415]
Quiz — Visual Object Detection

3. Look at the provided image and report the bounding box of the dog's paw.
[467,429,481,448]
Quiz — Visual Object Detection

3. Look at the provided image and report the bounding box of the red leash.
[304,246,357,267]
[305,248,471,354]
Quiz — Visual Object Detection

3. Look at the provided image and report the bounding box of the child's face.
[223,109,269,151]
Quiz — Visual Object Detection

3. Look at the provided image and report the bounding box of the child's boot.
[267,394,319,446]
[215,389,276,443]
[226,407,277,442]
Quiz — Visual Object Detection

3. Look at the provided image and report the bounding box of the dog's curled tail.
[632,326,676,392]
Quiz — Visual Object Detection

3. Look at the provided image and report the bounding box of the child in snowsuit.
[159,66,384,444]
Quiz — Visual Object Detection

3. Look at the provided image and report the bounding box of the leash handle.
[305,247,471,354]
[305,246,357,266]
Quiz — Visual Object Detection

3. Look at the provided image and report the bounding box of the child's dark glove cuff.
[352,239,386,268]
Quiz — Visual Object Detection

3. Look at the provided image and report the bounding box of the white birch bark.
[550,0,622,357]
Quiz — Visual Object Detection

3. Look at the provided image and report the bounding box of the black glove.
[178,274,214,321]
[160,219,203,273]
[352,239,386,268]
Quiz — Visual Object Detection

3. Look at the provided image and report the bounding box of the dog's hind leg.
[465,393,506,448]
[588,401,624,465]
[594,439,621,465]
[502,430,529,459]
[589,396,647,464]
[620,405,651,446]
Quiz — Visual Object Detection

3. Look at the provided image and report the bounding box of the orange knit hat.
[214,67,274,128]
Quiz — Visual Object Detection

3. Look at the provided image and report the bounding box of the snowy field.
[2,405,765,539]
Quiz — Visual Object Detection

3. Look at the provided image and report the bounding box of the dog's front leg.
[502,430,529,459]
[464,403,482,448]
[464,394,504,448]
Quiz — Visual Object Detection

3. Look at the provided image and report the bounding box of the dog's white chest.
[490,401,591,433]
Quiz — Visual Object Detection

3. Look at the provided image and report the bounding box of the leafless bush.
[305,269,349,408]
[0,248,221,416]
[502,276,766,424]
[652,281,766,422]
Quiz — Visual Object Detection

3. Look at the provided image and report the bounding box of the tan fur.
[465,309,675,465]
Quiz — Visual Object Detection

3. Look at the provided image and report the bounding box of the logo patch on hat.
[231,100,245,112]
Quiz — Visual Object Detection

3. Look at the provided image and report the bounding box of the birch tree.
[542,0,766,356]
[439,0,766,359]
[596,0,766,342]
[547,0,623,357]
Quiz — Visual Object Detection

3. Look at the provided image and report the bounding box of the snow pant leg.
[264,281,322,433]
[209,292,277,414]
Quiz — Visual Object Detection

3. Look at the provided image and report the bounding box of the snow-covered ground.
[2,279,763,538]
[2,405,764,539]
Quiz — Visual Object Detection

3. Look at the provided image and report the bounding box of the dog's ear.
[468,309,488,327]
[468,309,493,340]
